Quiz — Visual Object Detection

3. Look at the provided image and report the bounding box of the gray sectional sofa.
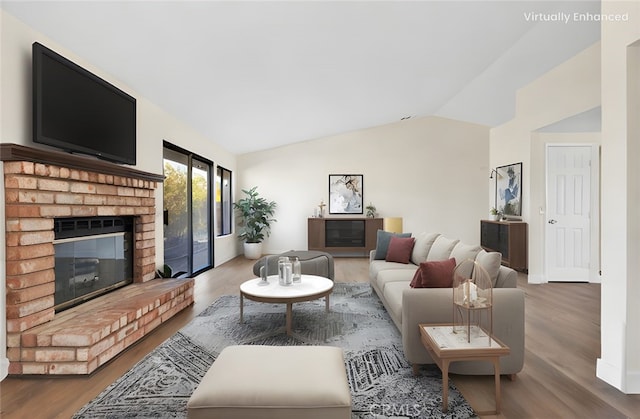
[369,232,525,376]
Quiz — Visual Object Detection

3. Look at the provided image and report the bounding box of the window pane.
[163,150,189,275]
[216,166,232,236]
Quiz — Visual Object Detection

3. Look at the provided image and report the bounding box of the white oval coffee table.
[239,275,334,336]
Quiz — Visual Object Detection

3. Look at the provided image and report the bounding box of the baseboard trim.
[597,357,638,393]
[529,272,602,284]
[527,274,546,284]
[597,359,640,394]
[597,358,622,390]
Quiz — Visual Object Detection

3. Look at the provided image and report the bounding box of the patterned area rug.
[74,283,476,419]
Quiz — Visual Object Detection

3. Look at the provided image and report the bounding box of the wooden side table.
[418,323,510,414]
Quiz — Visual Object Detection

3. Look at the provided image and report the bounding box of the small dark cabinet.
[480,220,527,271]
[308,218,382,257]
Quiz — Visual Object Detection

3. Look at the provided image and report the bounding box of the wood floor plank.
[2,257,640,418]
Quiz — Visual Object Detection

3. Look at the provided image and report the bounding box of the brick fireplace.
[1,144,194,375]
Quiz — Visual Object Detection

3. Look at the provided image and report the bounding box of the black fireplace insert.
[53,217,134,312]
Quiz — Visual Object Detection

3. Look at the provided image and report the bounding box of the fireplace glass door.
[54,231,133,311]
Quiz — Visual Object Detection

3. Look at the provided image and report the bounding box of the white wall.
[237,115,490,255]
[0,10,238,379]
[597,0,640,394]
[0,10,238,265]
[136,99,238,266]
[491,42,601,283]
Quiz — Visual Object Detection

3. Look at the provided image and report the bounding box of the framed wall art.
[495,162,522,217]
[329,174,363,214]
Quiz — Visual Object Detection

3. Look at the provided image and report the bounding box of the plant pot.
[490,214,500,221]
[243,242,263,259]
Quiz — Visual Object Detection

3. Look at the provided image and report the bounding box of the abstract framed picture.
[495,162,522,217]
[329,174,363,214]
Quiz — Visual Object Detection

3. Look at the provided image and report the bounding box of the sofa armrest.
[401,287,525,375]
[495,265,518,288]
[369,250,376,262]
[401,288,455,365]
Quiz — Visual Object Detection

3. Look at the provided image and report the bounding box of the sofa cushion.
[374,230,412,260]
[475,249,502,287]
[450,242,483,277]
[410,232,441,265]
[450,242,482,264]
[385,236,415,264]
[411,258,456,288]
[375,269,414,293]
[426,236,460,261]
[369,259,416,281]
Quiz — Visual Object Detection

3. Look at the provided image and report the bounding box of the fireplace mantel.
[0,143,164,182]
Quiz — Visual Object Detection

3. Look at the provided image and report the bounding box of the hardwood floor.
[1,256,639,418]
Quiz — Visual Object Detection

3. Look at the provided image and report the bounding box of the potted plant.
[489,207,501,221]
[156,264,187,279]
[234,186,277,259]
[365,202,377,218]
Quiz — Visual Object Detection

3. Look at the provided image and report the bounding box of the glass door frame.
[163,141,214,276]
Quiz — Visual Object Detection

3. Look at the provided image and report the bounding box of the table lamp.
[383,217,403,233]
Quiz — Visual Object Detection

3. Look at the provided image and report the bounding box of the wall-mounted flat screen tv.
[32,42,136,165]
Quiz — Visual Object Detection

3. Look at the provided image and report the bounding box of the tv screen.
[33,42,136,165]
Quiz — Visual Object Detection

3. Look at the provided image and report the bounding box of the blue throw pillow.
[374,230,412,260]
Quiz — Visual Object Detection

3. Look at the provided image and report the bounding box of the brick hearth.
[18,278,193,375]
[1,144,195,375]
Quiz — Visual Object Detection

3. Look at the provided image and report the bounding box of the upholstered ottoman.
[187,345,351,419]
[252,250,335,280]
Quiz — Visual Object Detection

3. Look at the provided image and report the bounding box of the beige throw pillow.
[426,236,460,261]
[475,249,502,287]
[410,232,441,265]
[450,242,483,277]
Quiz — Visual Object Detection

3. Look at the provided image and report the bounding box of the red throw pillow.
[410,258,457,288]
[410,267,422,287]
[385,236,415,264]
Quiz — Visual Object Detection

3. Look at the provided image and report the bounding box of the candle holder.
[452,259,493,344]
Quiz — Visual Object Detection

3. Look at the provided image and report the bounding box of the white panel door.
[545,145,592,282]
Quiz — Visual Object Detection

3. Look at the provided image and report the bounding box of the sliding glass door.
[192,158,211,272]
[163,144,213,276]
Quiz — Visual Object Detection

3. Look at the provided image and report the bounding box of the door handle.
[548,219,557,224]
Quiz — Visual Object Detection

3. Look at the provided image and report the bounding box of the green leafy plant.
[233,186,277,243]
[490,207,499,215]
[156,264,187,279]
[365,202,377,218]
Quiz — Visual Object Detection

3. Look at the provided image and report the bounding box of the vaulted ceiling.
[2,1,601,154]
